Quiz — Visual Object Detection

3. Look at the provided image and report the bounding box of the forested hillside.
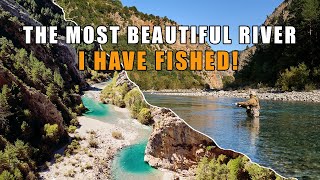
[0,0,224,178]
[56,0,226,90]
[233,0,320,91]
[0,0,87,178]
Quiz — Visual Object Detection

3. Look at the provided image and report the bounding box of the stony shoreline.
[144,89,320,103]
[39,82,178,180]
[39,115,136,179]
[39,85,138,179]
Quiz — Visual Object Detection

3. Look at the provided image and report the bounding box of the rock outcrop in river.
[110,71,287,179]
[144,107,240,176]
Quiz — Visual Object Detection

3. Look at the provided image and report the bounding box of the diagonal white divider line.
[51,1,291,178]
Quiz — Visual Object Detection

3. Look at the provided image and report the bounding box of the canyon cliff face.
[0,66,66,136]
[98,4,226,89]
[110,71,239,176]
[0,0,86,144]
[144,107,240,176]
[0,4,94,178]
[0,0,86,88]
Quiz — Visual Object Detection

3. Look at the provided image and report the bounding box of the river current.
[144,93,320,179]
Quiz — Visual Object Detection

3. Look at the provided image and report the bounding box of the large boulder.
[145,107,240,176]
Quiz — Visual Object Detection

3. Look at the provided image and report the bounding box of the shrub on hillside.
[100,72,120,104]
[68,125,77,133]
[196,155,282,180]
[276,63,310,91]
[246,163,276,179]
[196,156,229,179]
[124,88,148,119]
[88,135,98,148]
[137,108,152,125]
[21,121,32,140]
[101,74,129,108]
[304,83,316,92]
[64,139,80,155]
[116,83,129,97]
[46,83,58,100]
[222,76,235,88]
[43,123,59,142]
[90,70,109,82]
[26,172,36,180]
[0,170,15,180]
[100,82,115,103]
[70,118,80,127]
[113,83,129,107]
[0,140,36,179]
[114,95,126,108]
[54,154,63,163]
[227,157,245,179]
[74,103,86,115]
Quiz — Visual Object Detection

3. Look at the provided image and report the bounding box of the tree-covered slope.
[233,0,320,91]
[0,0,87,178]
[56,0,226,90]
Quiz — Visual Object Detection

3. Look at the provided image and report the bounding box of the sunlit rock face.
[0,0,87,140]
[145,106,240,176]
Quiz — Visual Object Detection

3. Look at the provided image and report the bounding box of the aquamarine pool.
[82,93,163,180]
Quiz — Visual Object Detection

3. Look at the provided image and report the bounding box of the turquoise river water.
[82,93,162,180]
[144,93,320,180]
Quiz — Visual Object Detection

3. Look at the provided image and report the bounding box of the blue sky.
[121,0,283,51]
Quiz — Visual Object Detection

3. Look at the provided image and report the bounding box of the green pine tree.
[0,85,12,132]
[302,0,320,37]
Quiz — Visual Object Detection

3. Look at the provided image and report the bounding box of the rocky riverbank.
[39,115,136,179]
[145,106,289,180]
[39,84,138,179]
[97,71,288,179]
[39,72,291,179]
[145,89,320,103]
[39,80,179,180]
[145,107,240,177]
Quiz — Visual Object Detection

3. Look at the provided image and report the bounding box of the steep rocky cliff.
[0,0,86,88]
[0,0,86,122]
[0,0,87,170]
[109,71,284,178]
[0,66,66,136]
[145,107,239,176]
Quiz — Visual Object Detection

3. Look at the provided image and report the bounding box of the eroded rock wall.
[144,106,240,176]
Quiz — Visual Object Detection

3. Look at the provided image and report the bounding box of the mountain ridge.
[56,0,226,90]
